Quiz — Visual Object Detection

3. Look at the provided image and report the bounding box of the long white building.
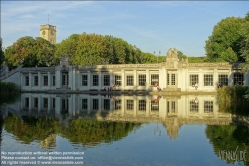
[1,48,248,92]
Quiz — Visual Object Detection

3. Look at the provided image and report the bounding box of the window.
[34,76,38,86]
[62,74,68,86]
[190,74,198,86]
[151,74,159,86]
[138,100,146,111]
[25,76,29,86]
[115,75,122,86]
[218,74,228,86]
[167,74,170,85]
[62,99,68,111]
[171,101,176,113]
[115,100,122,110]
[138,74,146,86]
[104,75,110,86]
[25,98,29,107]
[167,101,170,113]
[204,101,213,113]
[171,74,176,85]
[204,74,213,86]
[82,75,88,86]
[44,98,48,108]
[52,98,55,108]
[167,73,177,86]
[82,99,87,109]
[52,76,55,86]
[190,101,198,113]
[93,99,99,110]
[234,73,244,85]
[151,101,159,111]
[126,100,134,110]
[167,101,176,113]
[104,99,110,110]
[93,75,99,86]
[44,76,48,86]
[34,98,38,108]
[126,75,134,86]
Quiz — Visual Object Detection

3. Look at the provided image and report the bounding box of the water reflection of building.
[2,93,234,140]
[40,134,56,148]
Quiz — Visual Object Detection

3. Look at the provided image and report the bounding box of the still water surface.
[1,93,248,166]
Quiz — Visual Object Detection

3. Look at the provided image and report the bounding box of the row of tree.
[2,34,159,70]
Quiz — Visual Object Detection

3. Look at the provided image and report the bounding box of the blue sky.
[1,1,249,56]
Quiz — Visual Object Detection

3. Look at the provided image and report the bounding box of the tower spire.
[48,14,49,25]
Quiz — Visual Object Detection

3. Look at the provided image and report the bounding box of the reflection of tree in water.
[4,114,60,144]
[60,119,142,147]
[218,86,249,116]
[206,125,249,165]
[4,114,142,148]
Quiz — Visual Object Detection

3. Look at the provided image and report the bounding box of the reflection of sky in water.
[2,123,233,166]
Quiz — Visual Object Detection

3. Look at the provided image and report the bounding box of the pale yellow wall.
[40,24,56,44]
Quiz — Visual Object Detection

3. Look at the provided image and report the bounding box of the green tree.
[54,34,80,63]
[0,38,4,67]
[73,33,107,66]
[35,37,57,66]
[240,12,249,71]
[4,37,56,69]
[205,17,244,62]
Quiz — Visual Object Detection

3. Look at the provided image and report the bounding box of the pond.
[0,93,248,166]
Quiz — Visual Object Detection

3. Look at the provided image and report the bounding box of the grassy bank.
[0,81,20,106]
[218,85,249,115]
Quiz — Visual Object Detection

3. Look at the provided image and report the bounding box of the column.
[98,95,102,113]
[183,69,190,91]
[55,97,61,119]
[133,96,137,117]
[228,69,233,86]
[28,94,32,112]
[159,67,166,89]
[48,95,51,113]
[68,67,73,90]
[133,70,137,91]
[55,70,61,89]
[87,71,91,90]
[38,72,41,89]
[87,96,91,115]
[29,73,32,90]
[48,72,51,89]
[99,71,102,90]
[146,99,150,117]
[146,69,149,90]
[199,69,203,90]
[38,95,41,112]
[213,69,218,90]
[121,96,125,116]
[68,96,73,117]
[121,70,125,90]
[110,70,114,88]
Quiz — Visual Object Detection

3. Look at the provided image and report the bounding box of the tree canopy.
[55,33,156,66]
[205,17,244,62]
[4,37,57,69]
[205,12,249,65]
[0,38,4,68]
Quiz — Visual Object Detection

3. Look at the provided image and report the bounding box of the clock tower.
[40,24,56,44]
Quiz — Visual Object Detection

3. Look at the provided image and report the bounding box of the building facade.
[1,48,249,93]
